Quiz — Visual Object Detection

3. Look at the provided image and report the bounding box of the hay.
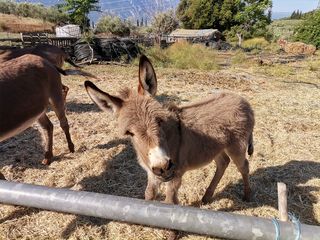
[0,53,319,239]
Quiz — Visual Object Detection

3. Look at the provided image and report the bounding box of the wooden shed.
[165,29,222,43]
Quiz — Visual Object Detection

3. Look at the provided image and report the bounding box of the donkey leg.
[202,152,230,204]
[0,171,6,180]
[145,172,161,201]
[165,177,182,204]
[50,99,74,153]
[226,147,251,201]
[38,114,54,165]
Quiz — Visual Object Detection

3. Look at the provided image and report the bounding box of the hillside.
[15,0,179,22]
[0,13,54,33]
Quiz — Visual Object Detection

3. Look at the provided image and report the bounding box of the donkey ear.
[85,81,123,114]
[138,55,157,96]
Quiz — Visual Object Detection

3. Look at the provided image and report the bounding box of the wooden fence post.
[277,182,289,221]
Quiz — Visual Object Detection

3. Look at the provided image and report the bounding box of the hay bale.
[278,39,316,55]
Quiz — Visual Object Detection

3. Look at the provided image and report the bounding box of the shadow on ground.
[61,138,147,238]
[66,101,100,113]
[211,160,320,225]
[0,128,47,172]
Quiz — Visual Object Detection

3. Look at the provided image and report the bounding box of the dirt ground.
[0,52,319,239]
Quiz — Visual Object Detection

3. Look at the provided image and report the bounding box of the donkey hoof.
[42,159,51,165]
[69,144,75,153]
[242,193,251,202]
[0,172,6,180]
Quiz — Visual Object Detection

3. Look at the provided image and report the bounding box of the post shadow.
[211,160,320,225]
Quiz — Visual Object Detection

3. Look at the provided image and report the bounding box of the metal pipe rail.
[0,180,319,240]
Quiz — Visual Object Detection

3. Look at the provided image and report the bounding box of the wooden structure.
[0,32,78,48]
[165,28,222,44]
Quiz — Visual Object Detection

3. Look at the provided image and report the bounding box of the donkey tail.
[65,58,82,68]
[55,67,99,79]
[248,133,254,156]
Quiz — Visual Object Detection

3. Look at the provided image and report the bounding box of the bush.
[241,37,269,50]
[141,41,219,70]
[268,19,303,42]
[95,15,135,37]
[0,1,68,23]
[151,10,179,35]
[293,10,320,48]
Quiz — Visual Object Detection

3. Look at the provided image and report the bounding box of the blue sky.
[272,0,319,13]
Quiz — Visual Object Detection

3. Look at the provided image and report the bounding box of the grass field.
[0,50,319,239]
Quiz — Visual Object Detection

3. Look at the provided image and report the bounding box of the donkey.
[0,45,98,101]
[85,55,255,204]
[0,44,80,68]
[0,54,75,179]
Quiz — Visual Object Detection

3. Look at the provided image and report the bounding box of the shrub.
[141,41,219,71]
[241,37,270,50]
[151,10,179,35]
[95,15,135,37]
[0,1,68,23]
[293,10,320,48]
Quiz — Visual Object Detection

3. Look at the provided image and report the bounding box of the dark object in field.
[73,38,140,64]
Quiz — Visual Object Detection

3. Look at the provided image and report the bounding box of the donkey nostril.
[152,167,163,176]
[165,159,173,170]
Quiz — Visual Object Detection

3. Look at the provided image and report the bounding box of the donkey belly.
[0,110,45,142]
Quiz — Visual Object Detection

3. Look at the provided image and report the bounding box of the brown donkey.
[0,54,75,179]
[0,45,98,101]
[85,55,255,204]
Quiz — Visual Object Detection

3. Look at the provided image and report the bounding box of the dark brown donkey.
[0,54,75,179]
[85,55,255,204]
[0,44,98,100]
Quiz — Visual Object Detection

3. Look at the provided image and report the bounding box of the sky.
[272,0,319,13]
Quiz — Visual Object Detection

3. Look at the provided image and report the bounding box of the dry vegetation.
[0,50,319,240]
[0,13,54,33]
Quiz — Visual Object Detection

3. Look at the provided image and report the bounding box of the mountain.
[16,0,180,23]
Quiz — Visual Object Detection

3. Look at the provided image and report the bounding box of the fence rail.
[1,180,320,240]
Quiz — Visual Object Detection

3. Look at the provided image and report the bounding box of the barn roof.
[168,29,220,38]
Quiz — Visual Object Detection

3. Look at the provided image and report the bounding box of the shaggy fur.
[0,54,75,177]
[85,55,255,205]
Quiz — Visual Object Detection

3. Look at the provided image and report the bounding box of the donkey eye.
[125,130,134,137]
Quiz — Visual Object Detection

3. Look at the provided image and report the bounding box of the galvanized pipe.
[0,180,319,240]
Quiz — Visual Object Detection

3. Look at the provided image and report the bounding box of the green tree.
[229,0,272,45]
[152,10,179,35]
[294,10,320,48]
[95,15,134,36]
[62,0,100,31]
[176,0,272,44]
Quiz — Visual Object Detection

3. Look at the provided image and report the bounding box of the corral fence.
[0,180,320,240]
[0,32,157,64]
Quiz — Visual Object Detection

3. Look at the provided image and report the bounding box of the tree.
[230,0,272,46]
[294,10,320,48]
[95,15,134,37]
[62,0,100,31]
[176,0,272,44]
[152,10,179,35]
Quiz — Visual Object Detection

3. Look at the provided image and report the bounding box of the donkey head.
[85,55,180,182]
